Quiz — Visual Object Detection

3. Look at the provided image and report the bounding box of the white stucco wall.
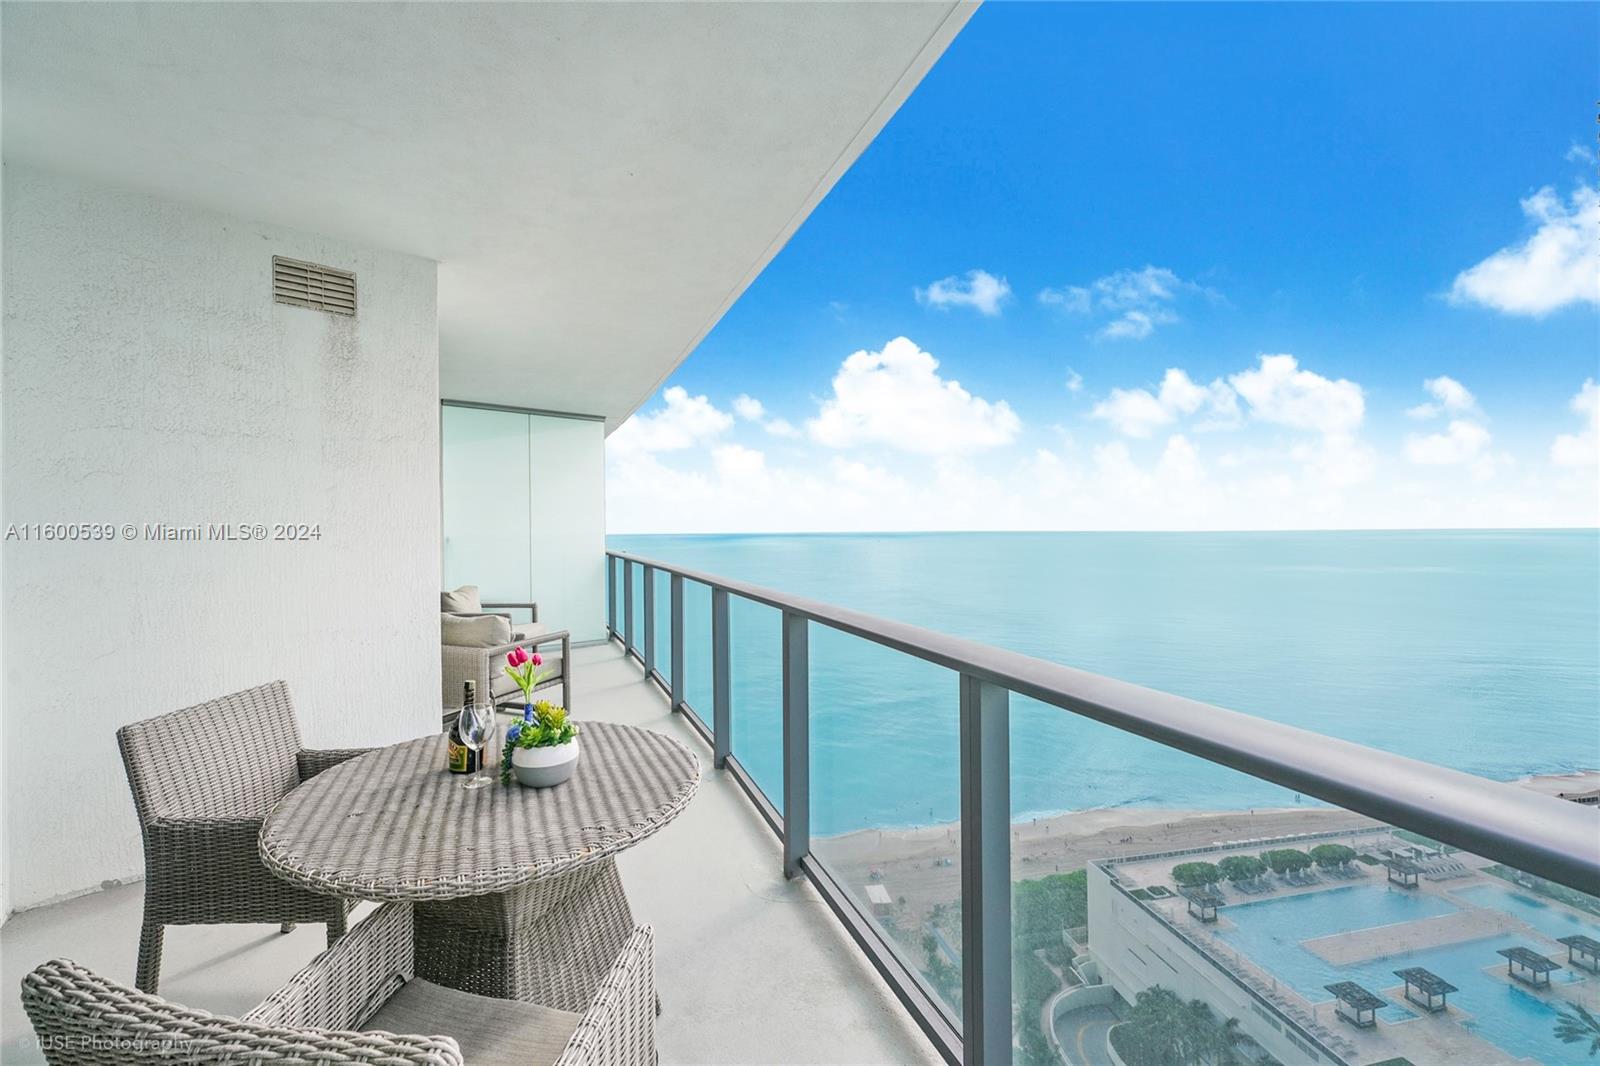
[1,163,441,915]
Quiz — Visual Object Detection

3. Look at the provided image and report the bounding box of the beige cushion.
[512,621,550,642]
[363,978,581,1066]
[440,585,482,613]
[440,613,511,648]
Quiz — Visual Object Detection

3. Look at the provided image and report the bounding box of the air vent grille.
[272,256,356,316]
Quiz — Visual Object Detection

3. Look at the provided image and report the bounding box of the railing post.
[643,564,656,677]
[782,610,809,880]
[959,674,1010,1066]
[670,574,685,712]
[605,554,616,638]
[712,588,731,768]
[622,561,634,653]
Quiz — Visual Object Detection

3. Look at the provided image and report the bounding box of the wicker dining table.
[259,721,700,1009]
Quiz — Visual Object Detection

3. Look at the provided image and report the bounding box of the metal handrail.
[606,549,1597,894]
[605,548,1599,1066]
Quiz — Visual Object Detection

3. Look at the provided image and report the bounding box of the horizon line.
[607,525,1600,537]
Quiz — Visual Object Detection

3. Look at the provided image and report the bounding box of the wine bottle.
[448,680,478,774]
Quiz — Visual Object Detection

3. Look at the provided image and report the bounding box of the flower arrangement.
[503,645,549,705]
[500,701,579,784]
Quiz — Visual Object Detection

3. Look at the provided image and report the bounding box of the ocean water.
[605,530,1600,837]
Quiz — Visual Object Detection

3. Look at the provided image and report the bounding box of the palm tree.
[1555,1004,1600,1056]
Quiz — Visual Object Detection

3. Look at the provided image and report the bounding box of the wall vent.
[272,256,356,316]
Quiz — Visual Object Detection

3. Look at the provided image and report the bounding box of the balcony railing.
[605,550,1600,1066]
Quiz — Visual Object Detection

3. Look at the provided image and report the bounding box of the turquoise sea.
[606,530,1600,838]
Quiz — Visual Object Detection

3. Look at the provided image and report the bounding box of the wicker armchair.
[21,901,657,1065]
[115,680,370,993]
[441,626,572,722]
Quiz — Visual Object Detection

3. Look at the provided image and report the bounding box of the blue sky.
[608,3,1599,532]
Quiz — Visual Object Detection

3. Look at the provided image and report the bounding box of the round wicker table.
[259,721,699,1008]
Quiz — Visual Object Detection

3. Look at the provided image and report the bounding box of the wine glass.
[458,702,496,789]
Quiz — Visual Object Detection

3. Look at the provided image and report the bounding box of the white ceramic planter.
[511,737,581,788]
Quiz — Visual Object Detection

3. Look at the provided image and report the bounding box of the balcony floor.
[1,642,938,1065]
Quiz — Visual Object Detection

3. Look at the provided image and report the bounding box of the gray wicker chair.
[441,626,572,722]
[115,680,371,993]
[21,900,656,1065]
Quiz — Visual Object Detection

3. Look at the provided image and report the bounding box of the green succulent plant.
[500,701,580,784]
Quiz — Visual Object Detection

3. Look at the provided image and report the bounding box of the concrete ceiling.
[2,2,974,429]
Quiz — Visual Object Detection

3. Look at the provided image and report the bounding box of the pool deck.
[1304,906,1522,965]
[1107,831,1600,1066]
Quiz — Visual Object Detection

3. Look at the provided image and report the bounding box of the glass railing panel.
[808,625,963,1022]
[629,561,646,654]
[1006,695,1600,1066]
[729,596,783,811]
[652,566,672,684]
[609,556,622,635]
[681,578,713,719]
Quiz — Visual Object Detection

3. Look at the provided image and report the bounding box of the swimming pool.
[1215,884,1456,1022]
[1212,882,1594,1063]
[1453,882,1600,944]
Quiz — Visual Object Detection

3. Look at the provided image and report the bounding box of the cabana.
[1182,887,1222,923]
[1324,982,1385,1028]
[1497,946,1561,988]
[1556,934,1600,973]
[1383,856,1422,888]
[1394,967,1457,1012]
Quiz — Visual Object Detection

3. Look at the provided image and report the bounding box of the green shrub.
[1171,861,1222,888]
[1014,870,1088,950]
[1218,855,1267,883]
[1309,844,1356,868]
[1260,848,1313,875]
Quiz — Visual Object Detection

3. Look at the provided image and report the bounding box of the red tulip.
[531,653,543,667]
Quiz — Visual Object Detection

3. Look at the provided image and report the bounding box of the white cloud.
[764,418,800,439]
[1405,419,1492,466]
[1099,309,1171,340]
[1402,379,1504,478]
[1551,379,1599,468]
[607,355,1597,534]
[1038,286,1092,314]
[1091,368,1238,438]
[1039,265,1217,340]
[730,393,800,438]
[1230,354,1364,435]
[1566,143,1596,165]
[807,336,1021,455]
[1406,376,1479,419]
[915,269,1012,316]
[1449,183,1600,316]
[712,443,767,482]
[1065,368,1084,394]
[608,386,732,456]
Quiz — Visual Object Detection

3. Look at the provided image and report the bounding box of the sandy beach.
[819,806,1378,947]
[816,768,1596,952]
[1516,767,1600,801]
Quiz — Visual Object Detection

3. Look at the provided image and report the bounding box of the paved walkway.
[1053,1004,1118,1066]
